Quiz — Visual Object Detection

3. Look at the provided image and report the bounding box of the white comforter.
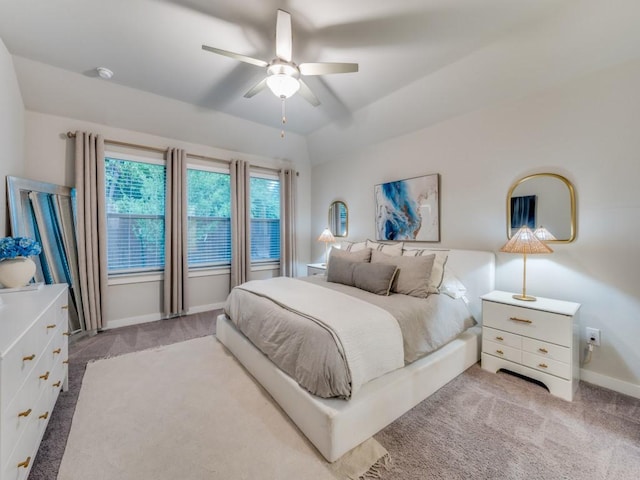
[231,277,405,397]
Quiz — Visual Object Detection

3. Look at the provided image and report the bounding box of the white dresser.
[480,290,581,401]
[0,284,69,480]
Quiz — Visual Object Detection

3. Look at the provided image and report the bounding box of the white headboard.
[443,249,496,321]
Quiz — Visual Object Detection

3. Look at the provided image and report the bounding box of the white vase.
[0,257,37,288]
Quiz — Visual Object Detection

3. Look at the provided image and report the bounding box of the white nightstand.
[307,263,327,276]
[480,290,581,401]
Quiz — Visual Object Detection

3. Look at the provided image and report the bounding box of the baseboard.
[580,368,640,399]
[103,303,225,330]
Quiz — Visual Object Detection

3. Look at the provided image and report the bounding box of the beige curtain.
[279,168,297,277]
[74,132,108,332]
[164,148,188,317]
[230,159,251,288]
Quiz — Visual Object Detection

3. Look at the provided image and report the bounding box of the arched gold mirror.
[507,173,576,243]
[328,201,348,237]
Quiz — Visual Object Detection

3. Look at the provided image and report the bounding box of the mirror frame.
[506,173,576,243]
[328,200,348,238]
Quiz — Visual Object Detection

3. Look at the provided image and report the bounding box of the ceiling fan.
[202,9,358,107]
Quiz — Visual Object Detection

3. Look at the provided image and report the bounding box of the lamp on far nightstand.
[533,225,557,242]
[500,225,553,301]
[317,228,335,266]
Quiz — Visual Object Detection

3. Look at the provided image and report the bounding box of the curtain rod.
[65,132,292,174]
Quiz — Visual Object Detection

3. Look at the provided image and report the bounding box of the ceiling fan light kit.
[202,9,358,136]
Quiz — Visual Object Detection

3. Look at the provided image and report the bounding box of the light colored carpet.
[58,336,388,480]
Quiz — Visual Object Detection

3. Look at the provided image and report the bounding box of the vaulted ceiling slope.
[2,0,640,163]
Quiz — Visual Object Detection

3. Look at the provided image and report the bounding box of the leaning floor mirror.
[7,176,85,333]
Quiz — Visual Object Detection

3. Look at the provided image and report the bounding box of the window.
[105,155,166,273]
[250,175,280,263]
[187,167,231,267]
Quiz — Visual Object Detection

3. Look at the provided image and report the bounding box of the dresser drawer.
[482,339,521,363]
[483,327,521,349]
[522,337,570,363]
[483,301,572,346]
[2,409,40,480]
[522,351,571,380]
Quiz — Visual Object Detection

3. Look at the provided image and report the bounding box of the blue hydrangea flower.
[0,237,42,260]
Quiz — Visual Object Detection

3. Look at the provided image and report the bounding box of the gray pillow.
[326,255,357,285]
[353,263,398,296]
[328,246,372,266]
[371,250,435,298]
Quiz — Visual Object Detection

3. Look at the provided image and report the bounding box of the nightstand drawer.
[522,352,570,380]
[482,339,521,363]
[483,301,572,346]
[483,327,521,349]
[522,337,570,363]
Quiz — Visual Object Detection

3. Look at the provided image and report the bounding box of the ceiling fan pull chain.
[281,97,287,138]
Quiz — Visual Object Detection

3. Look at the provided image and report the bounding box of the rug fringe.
[358,452,391,480]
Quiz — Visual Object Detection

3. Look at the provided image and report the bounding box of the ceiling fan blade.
[299,62,359,76]
[297,79,320,107]
[243,78,268,98]
[202,45,268,68]
[275,9,292,62]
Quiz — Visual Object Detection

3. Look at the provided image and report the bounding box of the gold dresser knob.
[52,381,62,388]
[39,411,49,420]
[46,324,57,329]
[538,347,548,354]
[63,331,71,336]
[495,336,504,341]
[61,305,69,309]
[496,350,504,355]
[17,457,31,469]
[53,348,62,355]
[23,354,36,362]
[538,363,548,369]
[18,408,32,418]
[63,360,69,364]
[509,316,532,324]
[39,371,50,380]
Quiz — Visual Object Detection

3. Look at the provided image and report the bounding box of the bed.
[216,247,495,462]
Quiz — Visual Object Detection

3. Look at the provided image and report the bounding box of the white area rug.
[58,336,389,480]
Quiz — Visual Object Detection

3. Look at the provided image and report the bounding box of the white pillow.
[440,269,467,300]
[340,240,367,252]
[366,239,403,256]
[402,248,449,294]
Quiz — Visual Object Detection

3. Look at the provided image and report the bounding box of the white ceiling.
[2,0,640,160]
[1,0,573,136]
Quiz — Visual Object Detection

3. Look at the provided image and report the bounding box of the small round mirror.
[328,201,348,237]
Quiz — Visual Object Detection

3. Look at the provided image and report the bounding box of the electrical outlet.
[586,327,601,346]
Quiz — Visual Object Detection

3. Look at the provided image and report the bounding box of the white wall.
[0,39,25,235]
[24,111,312,328]
[310,59,640,398]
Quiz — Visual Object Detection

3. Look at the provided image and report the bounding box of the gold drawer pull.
[538,347,548,354]
[39,411,49,420]
[53,348,62,354]
[46,324,57,329]
[63,360,69,364]
[495,336,504,341]
[509,316,532,324]
[538,363,548,369]
[61,305,69,309]
[496,350,504,355]
[52,381,62,388]
[40,371,50,380]
[17,457,31,469]
[18,408,32,418]
[63,331,71,336]
[23,354,36,362]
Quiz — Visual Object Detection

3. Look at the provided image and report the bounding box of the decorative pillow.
[353,263,398,296]
[326,255,357,285]
[440,269,467,300]
[329,246,372,263]
[340,240,368,252]
[402,248,449,294]
[326,256,398,296]
[365,239,403,256]
[371,250,435,298]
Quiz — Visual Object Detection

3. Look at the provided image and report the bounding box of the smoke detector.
[96,67,114,79]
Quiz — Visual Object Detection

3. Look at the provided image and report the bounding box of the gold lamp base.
[512,294,537,302]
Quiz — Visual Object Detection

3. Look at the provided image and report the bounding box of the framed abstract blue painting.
[374,173,440,242]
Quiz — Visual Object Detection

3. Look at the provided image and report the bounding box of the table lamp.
[317,228,335,266]
[500,225,553,301]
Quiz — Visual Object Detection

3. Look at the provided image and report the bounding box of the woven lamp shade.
[501,225,553,255]
[317,228,335,266]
